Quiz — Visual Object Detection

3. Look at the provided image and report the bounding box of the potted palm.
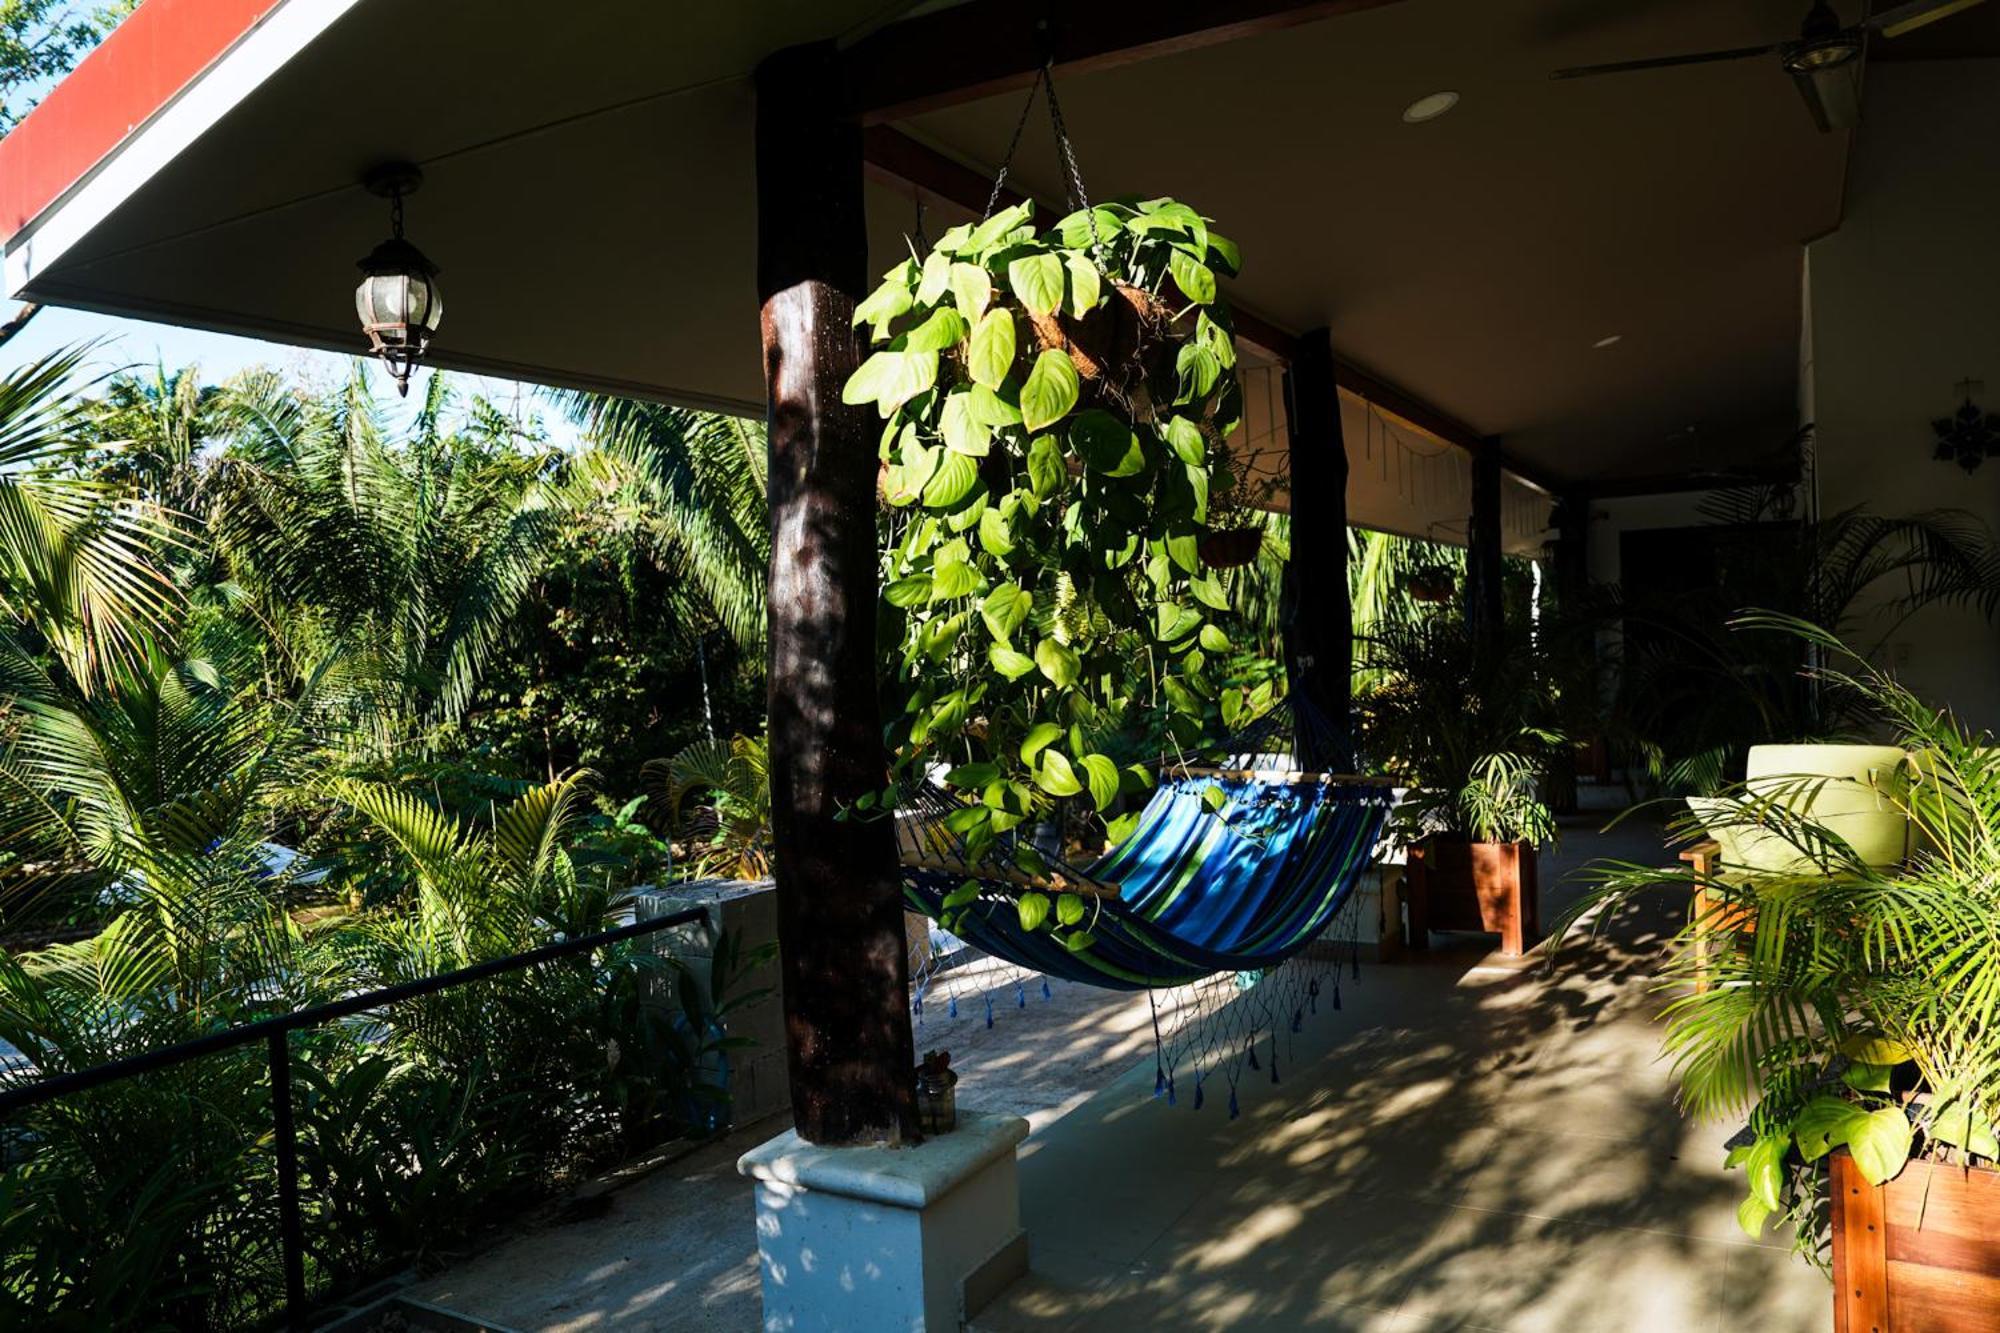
[1560,615,2000,1329]
[1357,618,1561,956]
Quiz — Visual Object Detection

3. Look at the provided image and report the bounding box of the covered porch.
[7,1,2000,1330]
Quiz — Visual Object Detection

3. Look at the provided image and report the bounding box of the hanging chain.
[390,188,406,240]
[982,63,1045,219]
[979,53,1101,253]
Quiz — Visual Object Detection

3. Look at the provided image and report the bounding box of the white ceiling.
[14,0,1962,493]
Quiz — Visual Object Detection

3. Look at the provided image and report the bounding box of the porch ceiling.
[1,0,1873,488]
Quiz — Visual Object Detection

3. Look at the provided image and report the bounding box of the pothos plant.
[841,197,1256,945]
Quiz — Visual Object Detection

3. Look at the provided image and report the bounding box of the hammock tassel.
[1270,1038,1280,1084]
[1194,1078,1205,1111]
[1041,978,1052,1000]
[948,995,958,1019]
[985,995,994,1029]
[1332,982,1342,1011]
[1016,981,1026,1009]
[1308,977,1319,1014]
[1153,1066,1166,1098]
[1245,1042,1260,1072]
[1291,1008,1303,1034]
[1166,1075,1177,1106]
[1228,1086,1240,1120]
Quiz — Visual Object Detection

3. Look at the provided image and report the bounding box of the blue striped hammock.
[902,768,1392,991]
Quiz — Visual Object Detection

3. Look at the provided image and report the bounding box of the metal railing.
[0,904,708,1328]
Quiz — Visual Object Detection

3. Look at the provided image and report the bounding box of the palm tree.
[205,368,561,742]
[0,348,178,689]
[556,393,770,653]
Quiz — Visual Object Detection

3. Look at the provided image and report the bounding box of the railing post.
[268,1029,307,1326]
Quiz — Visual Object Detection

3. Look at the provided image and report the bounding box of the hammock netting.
[898,707,1392,1116]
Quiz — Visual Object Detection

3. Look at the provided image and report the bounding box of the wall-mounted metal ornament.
[1932,380,2000,474]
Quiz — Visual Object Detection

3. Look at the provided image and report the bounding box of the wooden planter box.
[1403,838,1539,957]
[1833,1147,2000,1332]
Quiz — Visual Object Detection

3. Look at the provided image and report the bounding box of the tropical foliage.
[1559,615,2000,1272]
[0,354,771,1326]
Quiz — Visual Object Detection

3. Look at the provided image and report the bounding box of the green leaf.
[1155,602,1201,643]
[1072,409,1145,477]
[1735,1194,1774,1239]
[1842,1061,1894,1093]
[1057,892,1086,927]
[1839,1033,1914,1066]
[1020,350,1080,433]
[843,349,938,415]
[1027,433,1066,498]
[1795,1096,1865,1161]
[931,559,980,600]
[1078,753,1120,811]
[854,268,915,337]
[964,201,1033,255]
[1846,1106,1914,1186]
[901,306,969,353]
[915,248,952,306]
[1175,343,1220,404]
[922,449,980,509]
[966,383,1021,427]
[1063,930,1097,953]
[1057,205,1124,249]
[950,262,992,319]
[1199,624,1230,653]
[1743,1133,1789,1211]
[968,308,1018,390]
[1008,252,1066,316]
[1063,252,1102,316]
[1020,722,1063,765]
[1191,573,1230,611]
[1165,415,1206,466]
[884,575,932,607]
[1016,891,1051,932]
[1207,231,1242,276]
[1201,785,1228,813]
[945,762,1000,789]
[1166,532,1200,574]
[1035,638,1081,688]
[940,391,991,456]
[1104,811,1140,845]
[980,583,1031,639]
[1927,1099,2000,1159]
[978,506,1014,557]
[1037,750,1083,797]
[884,438,939,506]
[1169,250,1217,305]
[942,879,982,909]
[989,643,1037,680]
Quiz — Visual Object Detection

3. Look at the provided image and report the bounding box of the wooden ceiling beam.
[841,0,1407,124]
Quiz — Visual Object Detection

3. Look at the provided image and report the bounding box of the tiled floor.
[408,794,1832,1331]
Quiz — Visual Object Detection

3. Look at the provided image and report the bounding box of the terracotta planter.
[1197,526,1263,568]
[1831,1146,2000,1331]
[1404,837,1540,957]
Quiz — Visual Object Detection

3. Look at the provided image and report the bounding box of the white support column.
[737,1111,1031,1331]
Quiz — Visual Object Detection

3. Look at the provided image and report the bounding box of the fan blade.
[1551,43,1782,79]
[1868,0,1990,38]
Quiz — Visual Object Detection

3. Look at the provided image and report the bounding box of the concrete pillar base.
[737,1110,1030,1331]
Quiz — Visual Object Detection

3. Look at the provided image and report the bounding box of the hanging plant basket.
[1197,526,1263,568]
[1403,567,1456,603]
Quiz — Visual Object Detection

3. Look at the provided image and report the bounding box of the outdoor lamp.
[354,162,442,397]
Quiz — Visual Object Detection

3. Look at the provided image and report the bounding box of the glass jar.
[915,1068,957,1134]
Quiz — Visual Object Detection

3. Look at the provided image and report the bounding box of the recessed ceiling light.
[1401,91,1460,124]
[1592,334,1622,349]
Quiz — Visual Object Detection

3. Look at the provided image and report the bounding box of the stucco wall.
[1807,59,2000,731]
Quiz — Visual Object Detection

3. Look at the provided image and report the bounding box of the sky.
[1,302,582,446]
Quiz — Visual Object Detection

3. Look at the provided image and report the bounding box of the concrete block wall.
[635,879,789,1130]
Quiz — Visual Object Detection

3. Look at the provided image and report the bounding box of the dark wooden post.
[1281,328,1353,770]
[1465,436,1505,661]
[755,42,918,1146]
[1550,490,1590,613]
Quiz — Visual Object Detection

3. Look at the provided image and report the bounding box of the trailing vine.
[843,197,1257,932]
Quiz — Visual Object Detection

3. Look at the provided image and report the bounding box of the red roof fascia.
[0,0,282,244]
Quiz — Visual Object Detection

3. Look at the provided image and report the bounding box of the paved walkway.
[406,796,1830,1331]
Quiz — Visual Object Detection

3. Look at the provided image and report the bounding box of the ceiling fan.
[1550,0,1992,131]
